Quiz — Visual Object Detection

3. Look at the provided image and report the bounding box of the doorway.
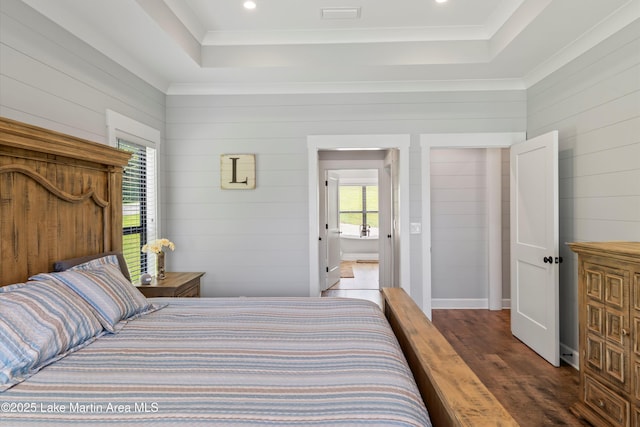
[319,157,390,293]
[422,131,561,367]
[307,134,411,298]
[420,133,526,319]
[428,147,509,309]
[324,168,382,295]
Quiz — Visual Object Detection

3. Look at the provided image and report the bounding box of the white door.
[325,171,341,290]
[510,131,559,367]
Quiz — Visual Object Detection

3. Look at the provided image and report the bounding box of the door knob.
[543,256,563,264]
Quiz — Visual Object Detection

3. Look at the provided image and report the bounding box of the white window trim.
[106,110,162,263]
[106,110,160,149]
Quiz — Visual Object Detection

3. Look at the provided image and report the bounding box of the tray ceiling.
[20,0,639,94]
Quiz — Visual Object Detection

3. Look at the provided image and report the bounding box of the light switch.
[410,223,421,234]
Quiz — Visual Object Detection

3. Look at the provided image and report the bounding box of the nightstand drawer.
[136,272,204,298]
[175,281,200,297]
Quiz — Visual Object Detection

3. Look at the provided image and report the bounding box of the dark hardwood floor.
[432,309,588,427]
[321,264,587,426]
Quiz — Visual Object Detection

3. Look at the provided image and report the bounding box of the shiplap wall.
[430,148,511,306]
[165,92,526,298]
[431,148,489,302]
[527,20,640,354]
[0,0,164,145]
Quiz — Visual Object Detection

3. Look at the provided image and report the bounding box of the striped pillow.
[66,254,120,273]
[31,265,159,333]
[0,280,104,391]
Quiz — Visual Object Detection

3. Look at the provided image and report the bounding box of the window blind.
[118,138,157,282]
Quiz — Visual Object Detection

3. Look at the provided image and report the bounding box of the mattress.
[1,297,431,426]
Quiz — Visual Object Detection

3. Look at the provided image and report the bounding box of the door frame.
[420,132,526,319]
[308,135,410,297]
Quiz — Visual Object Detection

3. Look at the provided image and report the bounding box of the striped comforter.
[1,297,431,426]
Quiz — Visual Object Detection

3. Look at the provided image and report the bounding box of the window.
[118,139,157,282]
[339,185,379,237]
[106,110,160,284]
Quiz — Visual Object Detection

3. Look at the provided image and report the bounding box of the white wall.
[0,0,164,144]
[430,149,498,302]
[428,147,511,308]
[526,20,640,354]
[165,92,526,298]
[431,148,488,301]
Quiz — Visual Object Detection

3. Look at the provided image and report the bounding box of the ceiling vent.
[321,7,361,20]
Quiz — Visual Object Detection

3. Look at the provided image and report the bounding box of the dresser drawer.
[584,375,629,427]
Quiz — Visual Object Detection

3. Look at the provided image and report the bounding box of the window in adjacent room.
[106,110,160,283]
[339,185,379,238]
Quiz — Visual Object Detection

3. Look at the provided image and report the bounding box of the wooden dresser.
[136,272,204,298]
[567,242,640,427]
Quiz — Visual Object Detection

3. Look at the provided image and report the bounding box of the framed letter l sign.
[220,154,256,189]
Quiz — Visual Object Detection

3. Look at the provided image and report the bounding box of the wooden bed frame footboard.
[383,288,519,427]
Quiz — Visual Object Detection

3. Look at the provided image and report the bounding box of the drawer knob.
[597,399,605,408]
[621,328,629,336]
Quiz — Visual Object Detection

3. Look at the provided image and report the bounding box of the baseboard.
[432,298,488,309]
[432,298,512,310]
[560,343,579,370]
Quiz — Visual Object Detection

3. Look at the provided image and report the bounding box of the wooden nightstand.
[136,272,204,298]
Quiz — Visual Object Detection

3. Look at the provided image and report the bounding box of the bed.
[0,117,517,426]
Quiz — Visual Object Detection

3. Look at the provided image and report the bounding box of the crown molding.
[524,0,639,87]
[166,78,526,95]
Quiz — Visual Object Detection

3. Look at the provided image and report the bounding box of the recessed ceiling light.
[243,1,256,10]
[435,0,448,3]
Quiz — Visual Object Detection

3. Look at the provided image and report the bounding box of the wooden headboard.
[0,117,131,286]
